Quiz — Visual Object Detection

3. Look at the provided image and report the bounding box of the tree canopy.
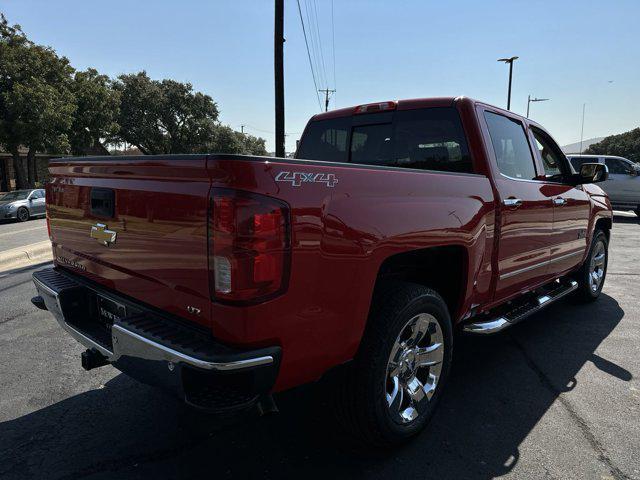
[69,68,120,156]
[585,128,640,163]
[115,72,266,155]
[0,13,267,190]
[0,14,75,187]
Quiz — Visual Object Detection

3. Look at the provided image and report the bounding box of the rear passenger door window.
[392,108,472,173]
[484,111,537,180]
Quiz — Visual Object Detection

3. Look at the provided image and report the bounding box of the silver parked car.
[0,189,47,222]
[567,154,640,216]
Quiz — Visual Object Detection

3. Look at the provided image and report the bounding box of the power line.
[296,0,323,110]
[239,124,302,136]
[304,0,325,90]
[311,0,328,89]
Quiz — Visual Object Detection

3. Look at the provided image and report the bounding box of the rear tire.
[335,281,453,447]
[17,207,29,222]
[573,230,608,302]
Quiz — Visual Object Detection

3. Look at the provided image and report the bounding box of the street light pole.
[497,56,519,110]
[579,103,586,153]
[526,96,550,118]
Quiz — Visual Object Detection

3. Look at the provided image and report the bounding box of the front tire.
[17,207,29,222]
[574,230,608,302]
[335,281,453,447]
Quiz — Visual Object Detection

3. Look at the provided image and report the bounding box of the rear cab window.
[296,106,474,174]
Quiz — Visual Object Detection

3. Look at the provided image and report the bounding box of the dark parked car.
[0,189,46,222]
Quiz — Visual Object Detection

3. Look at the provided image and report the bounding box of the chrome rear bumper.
[32,267,281,411]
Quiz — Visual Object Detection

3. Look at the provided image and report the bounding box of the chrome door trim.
[500,250,583,280]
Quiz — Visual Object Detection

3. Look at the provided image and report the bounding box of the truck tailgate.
[46,156,212,329]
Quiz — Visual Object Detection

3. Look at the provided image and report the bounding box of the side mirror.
[575,163,608,184]
[629,168,638,177]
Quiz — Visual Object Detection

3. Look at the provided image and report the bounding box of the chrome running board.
[463,279,578,335]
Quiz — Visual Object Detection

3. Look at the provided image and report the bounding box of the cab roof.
[311,96,461,121]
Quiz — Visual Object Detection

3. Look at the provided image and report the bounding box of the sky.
[3,0,639,153]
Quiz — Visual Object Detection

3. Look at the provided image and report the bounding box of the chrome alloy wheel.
[588,240,606,292]
[385,313,444,424]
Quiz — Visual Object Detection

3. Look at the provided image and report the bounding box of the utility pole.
[319,88,336,112]
[497,56,519,110]
[274,0,285,158]
[526,95,550,118]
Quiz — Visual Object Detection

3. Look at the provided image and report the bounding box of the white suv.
[567,154,640,216]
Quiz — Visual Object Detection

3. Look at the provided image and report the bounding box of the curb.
[0,241,53,271]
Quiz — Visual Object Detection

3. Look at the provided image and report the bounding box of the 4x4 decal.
[275,171,338,188]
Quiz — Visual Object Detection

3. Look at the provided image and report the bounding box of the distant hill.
[561,137,605,154]
[584,128,640,163]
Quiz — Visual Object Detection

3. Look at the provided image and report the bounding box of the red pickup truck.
[32,96,612,446]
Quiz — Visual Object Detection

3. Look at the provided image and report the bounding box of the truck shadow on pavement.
[0,294,629,480]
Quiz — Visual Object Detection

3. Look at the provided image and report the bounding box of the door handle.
[553,197,567,206]
[503,198,523,208]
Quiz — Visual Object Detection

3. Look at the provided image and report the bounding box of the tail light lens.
[209,189,291,304]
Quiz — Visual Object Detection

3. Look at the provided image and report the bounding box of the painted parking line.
[0,226,45,238]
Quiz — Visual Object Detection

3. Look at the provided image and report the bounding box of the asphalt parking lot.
[0,214,638,480]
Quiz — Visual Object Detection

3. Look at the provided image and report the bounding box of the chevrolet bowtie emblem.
[90,223,117,246]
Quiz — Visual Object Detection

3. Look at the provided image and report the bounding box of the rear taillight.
[209,189,291,304]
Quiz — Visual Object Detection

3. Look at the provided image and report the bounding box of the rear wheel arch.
[371,245,469,320]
